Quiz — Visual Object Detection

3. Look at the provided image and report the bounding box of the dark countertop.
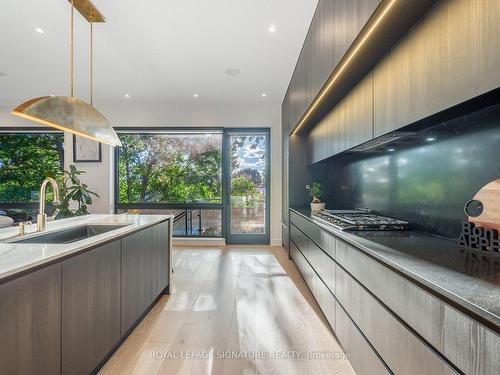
[290,207,500,332]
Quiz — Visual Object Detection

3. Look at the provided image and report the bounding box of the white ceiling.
[0,0,318,106]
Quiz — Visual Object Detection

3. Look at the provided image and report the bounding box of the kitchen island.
[0,214,172,375]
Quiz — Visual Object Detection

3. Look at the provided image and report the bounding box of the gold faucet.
[37,177,61,232]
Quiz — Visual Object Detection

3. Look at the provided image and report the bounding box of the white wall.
[0,100,283,245]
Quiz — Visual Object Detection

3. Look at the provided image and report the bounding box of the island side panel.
[62,240,122,375]
[0,264,62,375]
[121,225,155,334]
[152,220,170,296]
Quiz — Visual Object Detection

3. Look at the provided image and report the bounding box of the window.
[114,128,270,242]
[225,130,270,243]
[116,131,222,204]
[0,131,64,221]
[115,130,223,237]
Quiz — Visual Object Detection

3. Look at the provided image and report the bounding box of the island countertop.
[0,214,172,283]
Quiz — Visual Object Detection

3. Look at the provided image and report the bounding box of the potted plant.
[55,165,99,218]
[308,182,325,213]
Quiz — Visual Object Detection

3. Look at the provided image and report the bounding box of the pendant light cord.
[70,0,74,98]
[90,16,93,106]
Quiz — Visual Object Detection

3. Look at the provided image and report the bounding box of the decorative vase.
[310,202,326,213]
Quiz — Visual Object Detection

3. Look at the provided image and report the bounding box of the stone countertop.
[0,214,172,283]
[290,207,500,333]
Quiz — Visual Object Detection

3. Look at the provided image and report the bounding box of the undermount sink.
[9,224,130,244]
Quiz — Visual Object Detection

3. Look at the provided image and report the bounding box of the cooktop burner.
[313,209,410,231]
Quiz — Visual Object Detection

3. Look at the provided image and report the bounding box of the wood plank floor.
[99,246,355,375]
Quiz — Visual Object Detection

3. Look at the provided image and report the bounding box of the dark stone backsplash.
[310,102,500,239]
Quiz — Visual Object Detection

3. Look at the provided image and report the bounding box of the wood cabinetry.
[0,220,171,375]
[152,221,170,297]
[282,101,290,226]
[308,72,373,163]
[335,264,456,375]
[290,209,499,375]
[373,0,500,136]
[335,238,500,375]
[290,238,336,329]
[284,0,500,166]
[335,303,390,375]
[62,241,121,375]
[281,0,379,218]
[0,265,61,375]
[282,0,379,137]
[121,226,155,334]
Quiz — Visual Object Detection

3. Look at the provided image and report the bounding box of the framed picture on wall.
[73,135,102,162]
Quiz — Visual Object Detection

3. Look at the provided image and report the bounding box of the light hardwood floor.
[99,246,355,375]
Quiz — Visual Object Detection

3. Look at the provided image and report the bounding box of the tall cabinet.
[281,0,379,245]
[282,0,500,217]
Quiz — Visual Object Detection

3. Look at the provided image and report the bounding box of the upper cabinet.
[308,72,373,164]
[373,0,500,137]
[282,0,380,136]
[285,0,500,164]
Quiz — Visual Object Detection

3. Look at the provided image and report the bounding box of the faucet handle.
[48,209,60,222]
[18,221,32,236]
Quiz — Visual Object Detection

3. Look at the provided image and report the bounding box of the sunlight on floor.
[98,246,354,375]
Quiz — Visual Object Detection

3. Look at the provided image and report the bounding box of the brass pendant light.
[11,0,122,147]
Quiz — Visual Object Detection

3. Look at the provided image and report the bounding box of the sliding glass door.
[224,129,270,244]
[115,129,223,237]
[114,128,270,243]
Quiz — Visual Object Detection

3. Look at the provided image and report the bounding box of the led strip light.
[291,0,398,135]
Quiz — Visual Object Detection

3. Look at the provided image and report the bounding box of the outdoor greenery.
[231,175,256,197]
[117,134,223,203]
[0,131,267,230]
[57,165,99,217]
[0,133,64,203]
[308,182,323,203]
[117,133,268,206]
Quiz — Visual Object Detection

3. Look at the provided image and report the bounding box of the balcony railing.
[115,204,222,237]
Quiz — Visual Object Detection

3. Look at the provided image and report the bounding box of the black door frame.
[223,128,271,244]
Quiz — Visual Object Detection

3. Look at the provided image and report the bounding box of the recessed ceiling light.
[124,94,131,99]
[268,24,277,34]
[261,93,267,98]
[193,94,199,98]
[426,137,436,142]
[35,27,45,34]
[388,148,396,152]
[225,68,241,76]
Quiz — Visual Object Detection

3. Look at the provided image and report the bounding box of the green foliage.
[234,168,263,186]
[308,182,323,202]
[231,175,256,197]
[118,134,222,203]
[56,165,99,217]
[0,133,64,202]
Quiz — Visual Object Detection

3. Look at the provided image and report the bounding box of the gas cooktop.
[313,209,410,231]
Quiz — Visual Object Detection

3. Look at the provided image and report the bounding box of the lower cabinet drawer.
[335,239,500,375]
[291,223,336,294]
[290,241,335,329]
[291,215,499,375]
[290,211,321,246]
[335,303,391,375]
[335,265,457,375]
[309,240,335,294]
[290,224,307,257]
